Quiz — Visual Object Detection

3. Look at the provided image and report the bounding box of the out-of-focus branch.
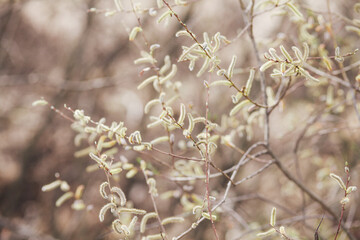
[268,150,356,240]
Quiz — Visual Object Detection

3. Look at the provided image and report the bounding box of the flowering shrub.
[32,0,360,239]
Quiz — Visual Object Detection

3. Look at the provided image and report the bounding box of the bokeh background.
[0,0,360,239]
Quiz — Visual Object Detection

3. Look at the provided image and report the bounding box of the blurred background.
[0,0,359,239]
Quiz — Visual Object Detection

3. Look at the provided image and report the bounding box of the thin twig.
[49,105,75,123]
[152,147,204,162]
[235,160,274,185]
[240,0,270,143]
[303,63,350,88]
[173,142,266,240]
[293,107,325,222]
[334,167,351,240]
[268,76,292,114]
[142,168,168,240]
[168,150,268,182]
[314,215,324,240]
[204,80,219,240]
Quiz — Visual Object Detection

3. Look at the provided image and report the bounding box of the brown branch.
[267,150,356,240]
